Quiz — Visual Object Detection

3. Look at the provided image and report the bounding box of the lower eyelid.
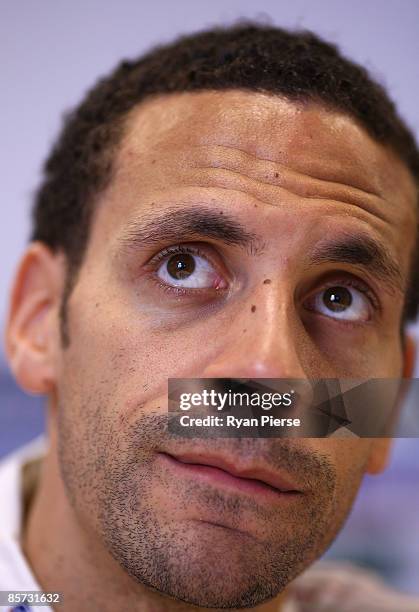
[148,273,228,298]
[310,313,375,329]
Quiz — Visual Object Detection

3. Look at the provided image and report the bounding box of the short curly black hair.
[31,21,419,323]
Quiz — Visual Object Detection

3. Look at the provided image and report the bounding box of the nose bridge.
[203,280,306,379]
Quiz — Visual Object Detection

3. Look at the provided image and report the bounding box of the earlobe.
[5,242,65,395]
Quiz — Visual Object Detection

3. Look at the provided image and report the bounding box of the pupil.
[323,286,352,312]
[167,253,195,279]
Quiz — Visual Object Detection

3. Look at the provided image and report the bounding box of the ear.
[4,242,66,395]
[366,333,416,475]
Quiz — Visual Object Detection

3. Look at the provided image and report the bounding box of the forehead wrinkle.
[191,142,381,198]
[188,170,392,227]
[195,165,390,223]
[187,145,394,225]
[121,92,416,224]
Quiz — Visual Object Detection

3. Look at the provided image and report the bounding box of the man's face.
[40,91,417,607]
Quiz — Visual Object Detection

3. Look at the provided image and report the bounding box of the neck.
[22,431,287,611]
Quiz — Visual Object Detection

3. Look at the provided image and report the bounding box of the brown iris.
[167,253,196,280]
[323,286,352,312]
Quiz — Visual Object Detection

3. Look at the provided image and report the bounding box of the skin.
[5,90,418,611]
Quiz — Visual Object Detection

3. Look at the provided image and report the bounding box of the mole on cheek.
[263,279,271,285]
[251,305,256,313]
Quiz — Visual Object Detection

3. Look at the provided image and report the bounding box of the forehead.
[117,89,416,208]
[92,90,417,276]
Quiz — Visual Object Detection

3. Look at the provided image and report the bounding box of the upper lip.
[162,451,302,493]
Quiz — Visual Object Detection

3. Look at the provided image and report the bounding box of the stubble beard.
[58,407,359,609]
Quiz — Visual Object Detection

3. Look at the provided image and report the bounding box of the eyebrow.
[309,234,404,292]
[118,205,264,255]
[118,205,404,292]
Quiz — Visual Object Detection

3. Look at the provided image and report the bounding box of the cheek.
[56,289,211,447]
[315,438,371,499]
[306,324,403,377]
[318,438,372,464]
[300,440,371,545]
[61,282,230,405]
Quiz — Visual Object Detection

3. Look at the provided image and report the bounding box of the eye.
[305,284,371,322]
[156,250,226,289]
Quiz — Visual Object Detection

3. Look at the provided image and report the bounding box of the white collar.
[0,436,52,611]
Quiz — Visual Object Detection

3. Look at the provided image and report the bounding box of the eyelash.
[149,244,204,264]
[145,244,380,312]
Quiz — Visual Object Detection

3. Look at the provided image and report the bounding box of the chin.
[127,522,289,609]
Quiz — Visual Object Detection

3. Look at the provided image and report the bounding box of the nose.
[202,284,308,380]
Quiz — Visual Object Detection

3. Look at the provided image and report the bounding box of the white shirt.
[0,436,53,612]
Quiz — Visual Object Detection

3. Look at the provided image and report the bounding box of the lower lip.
[158,452,300,502]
